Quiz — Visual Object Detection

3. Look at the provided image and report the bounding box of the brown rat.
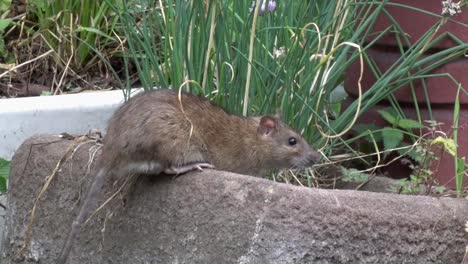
[58,89,320,263]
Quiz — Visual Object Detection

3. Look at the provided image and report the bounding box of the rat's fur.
[57,89,320,263]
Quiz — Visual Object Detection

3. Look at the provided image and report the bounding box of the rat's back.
[101,88,319,176]
[101,89,220,171]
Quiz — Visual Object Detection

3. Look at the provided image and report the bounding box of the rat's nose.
[309,150,321,165]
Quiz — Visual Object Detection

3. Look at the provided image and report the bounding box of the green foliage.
[431,136,457,157]
[377,109,424,129]
[0,0,10,10]
[0,0,12,61]
[352,124,382,142]
[390,176,423,195]
[40,91,53,96]
[353,108,424,159]
[452,85,465,196]
[352,107,442,193]
[25,0,121,80]
[398,119,425,130]
[455,156,465,193]
[112,0,468,148]
[0,158,10,193]
[397,143,426,164]
[108,0,468,190]
[388,151,436,195]
[0,18,11,58]
[377,109,398,126]
[429,85,468,196]
[109,0,387,139]
[433,185,447,195]
[0,18,9,31]
[381,128,404,151]
[340,166,369,183]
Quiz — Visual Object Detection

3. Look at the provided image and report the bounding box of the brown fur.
[58,89,320,263]
[103,89,319,176]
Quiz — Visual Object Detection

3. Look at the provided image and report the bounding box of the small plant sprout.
[0,158,10,193]
[441,0,462,16]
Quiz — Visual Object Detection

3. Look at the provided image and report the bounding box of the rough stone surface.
[2,135,468,263]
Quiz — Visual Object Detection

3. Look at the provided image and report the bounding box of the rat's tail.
[57,168,107,264]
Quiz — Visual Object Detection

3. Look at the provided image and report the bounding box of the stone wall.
[2,135,467,263]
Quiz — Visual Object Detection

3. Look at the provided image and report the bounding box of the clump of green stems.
[18,0,122,92]
[110,0,467,194]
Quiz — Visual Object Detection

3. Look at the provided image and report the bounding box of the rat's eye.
[288,137,297,146]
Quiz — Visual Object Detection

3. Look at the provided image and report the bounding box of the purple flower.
[268,0,277,12]
[251,0,277,16]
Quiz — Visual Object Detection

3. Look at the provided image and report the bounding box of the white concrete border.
[0,89,141,160]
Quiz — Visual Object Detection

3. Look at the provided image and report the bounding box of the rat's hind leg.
[164,162,215,174]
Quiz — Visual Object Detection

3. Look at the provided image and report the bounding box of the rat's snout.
[307,149,321,165]
[294,149,321,169]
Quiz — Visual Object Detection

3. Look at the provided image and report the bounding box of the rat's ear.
[257,116,278,136]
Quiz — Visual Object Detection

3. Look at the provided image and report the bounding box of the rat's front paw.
[164,162,215,175]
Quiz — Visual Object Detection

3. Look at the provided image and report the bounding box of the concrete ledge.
[2,135,468,263]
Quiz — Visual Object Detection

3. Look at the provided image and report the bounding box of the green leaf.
[0,159,9,178]
[76,26,116,41]
[398,146,424,163]
[397,118,424,129]
[381,127,404,150]
[0,38,5,57]
[431,136,456,156]
[456,157,465,179]
[0,0,11,12]
[340,166,369,183]
[0,158,10,193]
[330,102,341,117]
[377,109,397,126]
[352,124,383,142]
[433,186,446,194]
[28,0,44,10]
[352,124,379,134]
[396,142,413,157]
[0,176,6,193]
[0,19,12,32]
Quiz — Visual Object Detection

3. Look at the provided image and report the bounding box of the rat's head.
[256,116,321,170]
